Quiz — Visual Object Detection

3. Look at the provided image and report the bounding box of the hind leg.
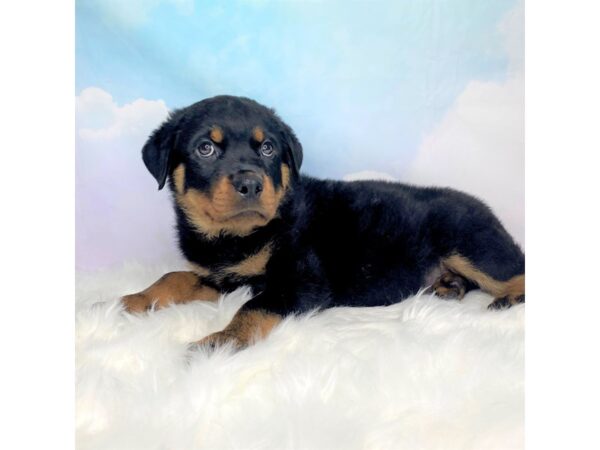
[442,254,525,310]
[429,189,525,309]
[481,265,525,310]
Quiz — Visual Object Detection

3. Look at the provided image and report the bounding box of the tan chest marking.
[188,243,272,283]
[223,243,272,277]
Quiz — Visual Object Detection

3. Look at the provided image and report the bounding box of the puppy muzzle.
[231,172,263,200]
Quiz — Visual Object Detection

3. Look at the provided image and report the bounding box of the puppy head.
[142,95,303,237]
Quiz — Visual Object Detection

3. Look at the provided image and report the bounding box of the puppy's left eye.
[260,141,274,157]
[196,142,215,158]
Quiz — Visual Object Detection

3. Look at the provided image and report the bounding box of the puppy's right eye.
[196,142,215,158]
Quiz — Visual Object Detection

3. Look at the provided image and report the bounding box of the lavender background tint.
[76,0,524,271]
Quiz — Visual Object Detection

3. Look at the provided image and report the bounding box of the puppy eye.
[260,141,274,157]
[196,142,215,158]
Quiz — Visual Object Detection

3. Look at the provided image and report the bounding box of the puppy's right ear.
[142,119,179,190]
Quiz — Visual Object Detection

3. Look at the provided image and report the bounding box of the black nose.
[232,173,263,199]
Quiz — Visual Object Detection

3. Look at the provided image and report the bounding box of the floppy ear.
[142,119,179,190]
[279,121,303,177]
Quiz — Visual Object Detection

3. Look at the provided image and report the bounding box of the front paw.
[188,331,245,353]
[121,293,153,313]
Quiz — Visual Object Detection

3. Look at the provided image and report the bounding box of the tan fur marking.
[442,254,525,299]
[210,127,223,143]
[189,262,211,277]
[196,309,282,349]
[122,271,220,313]
[176,170,289,238]
[173,164,186,194]
[176,176,270,238]
[224,244,272,277]
[260,169,289,219]
[281,163,291,190]
[252,126,265,142]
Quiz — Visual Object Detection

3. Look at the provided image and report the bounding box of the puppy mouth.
[216,208,270,222]
[228,210,268,220]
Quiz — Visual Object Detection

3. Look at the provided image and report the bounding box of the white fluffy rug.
[76,262,524,450]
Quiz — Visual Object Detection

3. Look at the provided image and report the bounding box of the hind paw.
[428,271,469,300]
[488,294,525,310]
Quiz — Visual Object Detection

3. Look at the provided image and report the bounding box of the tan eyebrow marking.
[210,127,223,143]
[252,126,265,142]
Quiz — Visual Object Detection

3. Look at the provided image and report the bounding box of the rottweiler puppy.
[122,95,525,350]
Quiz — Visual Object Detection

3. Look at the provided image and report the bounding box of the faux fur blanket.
[76,262,524,450]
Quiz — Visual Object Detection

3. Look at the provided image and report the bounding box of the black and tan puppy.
[122,95,525,350]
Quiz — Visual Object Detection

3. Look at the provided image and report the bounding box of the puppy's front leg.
[122,271,220,313]
[194,308,282,351]
[191,290,286,350]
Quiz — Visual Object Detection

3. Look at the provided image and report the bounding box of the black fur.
[142,95,525,316]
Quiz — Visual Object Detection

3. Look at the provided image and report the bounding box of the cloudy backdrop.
[76,0,524,271]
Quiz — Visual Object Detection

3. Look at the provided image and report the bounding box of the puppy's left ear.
[279,121,303,177]
[142,117,179,190]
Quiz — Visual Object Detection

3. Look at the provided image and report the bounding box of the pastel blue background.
[76,0,524,270]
